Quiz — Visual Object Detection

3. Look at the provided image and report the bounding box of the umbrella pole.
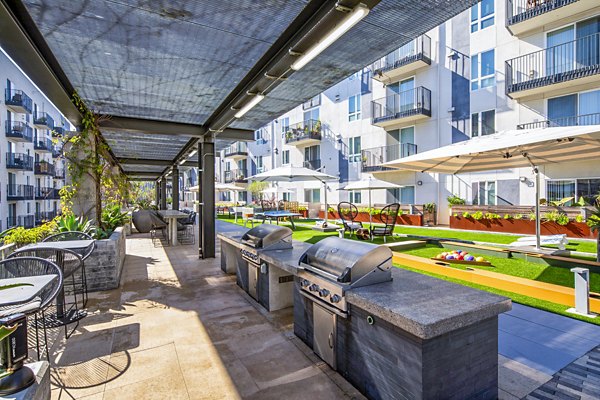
[234,191,238,224]
[369,190,373,241]
[324,182,328,223]
[535,167,541,249]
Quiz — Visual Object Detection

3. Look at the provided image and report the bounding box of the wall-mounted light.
[290,4,369,71]
[417,180,423,186]
[234,94,265,118]
[519,176,527,183]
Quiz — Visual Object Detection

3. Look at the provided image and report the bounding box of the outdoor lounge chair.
[337,202,363,237]
[370,203,400,243]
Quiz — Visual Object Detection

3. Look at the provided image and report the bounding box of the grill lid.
[241,224,292,250]
[299,237,392,285]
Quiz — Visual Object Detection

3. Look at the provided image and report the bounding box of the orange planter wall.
[319,211,422,226]
[450,216,594,239]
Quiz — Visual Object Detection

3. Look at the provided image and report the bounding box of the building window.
[471,49,495,90]
[255,129,267,144]
[476,181,496,205]
[547,178,600,204]
[348,94,361,121]
[388,186,415,204]
[548,90,600,125]
[349,190,361,204]
[303,94,321,110]
[304,188,320,203]
[280,117,289,138]
[349,137,361,162]
[303,107,320,123]
[256,156,264,173]
[282,150,290,165]
[471,110,495,137]
[470,0,494,33]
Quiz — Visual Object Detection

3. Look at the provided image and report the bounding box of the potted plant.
[423,202,436,226]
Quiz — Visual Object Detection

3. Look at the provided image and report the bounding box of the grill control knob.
[300,279,310,288]
[309,284,319,292]
[330,294,341,303]
[319,289,330,297]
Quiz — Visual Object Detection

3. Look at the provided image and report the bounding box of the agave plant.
[55,214,95,234]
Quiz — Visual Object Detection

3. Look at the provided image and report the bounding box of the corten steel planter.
[320,211,423,226]
[450,216,594,239]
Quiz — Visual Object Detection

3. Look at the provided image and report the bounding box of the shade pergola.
[342,176,402,228]
[384,125,600,248]
[249,166,337,221]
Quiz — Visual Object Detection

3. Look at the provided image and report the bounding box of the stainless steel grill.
[239,224,293,264]
[298,237,393,314]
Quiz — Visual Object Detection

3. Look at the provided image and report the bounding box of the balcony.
[224,169,246,183]
[4,89,32,114]
[53,126,64,136]
[372,35,432,83]
[7,215,35,229]
[284,120,322,146]
[35,211,57,225]
[33,112,55,130]
[506,33,600,99]
[7,184,34,201]
[361,143,418,172]
[506,0,597,36]
[371,87,432,128]
[5,121,33,142]
[54,168,66,180]
[34,186,60,199]
[303,159,321,171]
[6,153,33,171]
[223,142,248,160]
[34,138,53,153]
[35,160,56,176]
[52,145,62,158]
[517,112,600,129]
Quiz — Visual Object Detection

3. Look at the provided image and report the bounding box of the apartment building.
[216,0,600,224]
[1,50,68,230]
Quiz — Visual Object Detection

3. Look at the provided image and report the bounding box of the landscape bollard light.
[567,268,596,318]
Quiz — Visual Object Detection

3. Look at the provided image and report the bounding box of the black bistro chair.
[43,231,95,306]
[149,212,169,247]
[9,248,84,339]
[370,203,400,243]
[177,211,196,245]
[337,202,363,237]
[0,257,63,360]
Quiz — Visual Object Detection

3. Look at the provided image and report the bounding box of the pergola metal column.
[171,165,179,211]
[155,181,160,207]
[199,137,215,258]
[160,178,167,210]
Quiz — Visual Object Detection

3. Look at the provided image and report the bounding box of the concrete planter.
[450,216,594,239]
[85,226,126,291]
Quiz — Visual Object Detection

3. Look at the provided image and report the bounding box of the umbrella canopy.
[383,125,600,248]
[342,176,402,190]
[188,183,246,192]
[262,186,295,194]
[249,166,337,183]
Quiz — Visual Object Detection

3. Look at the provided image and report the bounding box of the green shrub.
[101,204,130,232]
[503,214,512,220]
[484,212,500,220]
[556,213,570,226]
[528,212,536,221]
[56,214,95,234]
[423,203,436,213]
[2,220,57,247]
[462,211,471,218]
[446,195,465,207]
[472,211,484,220]
[514,214,523,220]
[575,214,585,223]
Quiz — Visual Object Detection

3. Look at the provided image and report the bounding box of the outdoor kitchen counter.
[346,267,512,340]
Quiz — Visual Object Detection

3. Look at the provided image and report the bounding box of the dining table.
[158,210,190,245]
[0,274,59,308]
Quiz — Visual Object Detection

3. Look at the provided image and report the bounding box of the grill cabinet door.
[248,263,258,300]
[313,303,336,368]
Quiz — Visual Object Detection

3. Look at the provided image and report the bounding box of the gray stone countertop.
[217,230,248,245]
[346,268,512,340]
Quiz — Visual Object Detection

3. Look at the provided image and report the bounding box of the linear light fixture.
[179,159,187,165]
[234,94,265,119]
[290,3,369,71]
[188,150,197,158]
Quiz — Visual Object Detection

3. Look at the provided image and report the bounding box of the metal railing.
[284,119,322,144]
[372,35,431,75]
[35,161,56,176]
[507,0,579,26]
[34,138,53,152]
[506,32,600,94]
[35,211,57,225]
[19,215,35,229]
[52,146,62,158]
[224,141,248,157]
[517,112,600,129]
[4,89,32,114]
[6,153,33,170]
[224,169,246,183]
[303,159,321,171]
[371,87,431,124]
[34,112,55,129]
[5,121,33,142]
[54,168,66,179]
[361,143,417,172]
[7,184,34,200]
[34,186,56,199]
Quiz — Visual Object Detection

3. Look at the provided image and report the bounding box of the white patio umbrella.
[191,183,246,222]
[342,176,402,228]
[383,125,600,249]
[249,166,337,222]
[262,186,295,203]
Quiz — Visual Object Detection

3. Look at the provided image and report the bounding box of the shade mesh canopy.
[384,126,600,174]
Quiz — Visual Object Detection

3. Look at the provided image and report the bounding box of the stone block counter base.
[84,227,126,292]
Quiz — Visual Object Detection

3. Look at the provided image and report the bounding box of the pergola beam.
[119,158,197,168]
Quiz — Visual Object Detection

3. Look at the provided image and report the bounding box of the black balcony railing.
[506,0,579,26]
[52,146,62,158]
[54,168,66,180]
[35,211,57,225]
[284,119,322,144]
[5,120,33,142]
[34,138,53,152]
[361,143,417,172]
[34,112,55,129]
[19,215,35,229]
[34,186,57,199]
[35,161,56,176]
[6,153,33,170]
[7,184,34,201]
[224,169,246,183]
[6,216,17,229]
[5,89,32,114]
[506,33,600,95]
[517,112,600,130]
[53,127,64,136]
[372,35,432,76]
[372,87,432,125]
[224,142,248,157]
[303,159,321,171]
